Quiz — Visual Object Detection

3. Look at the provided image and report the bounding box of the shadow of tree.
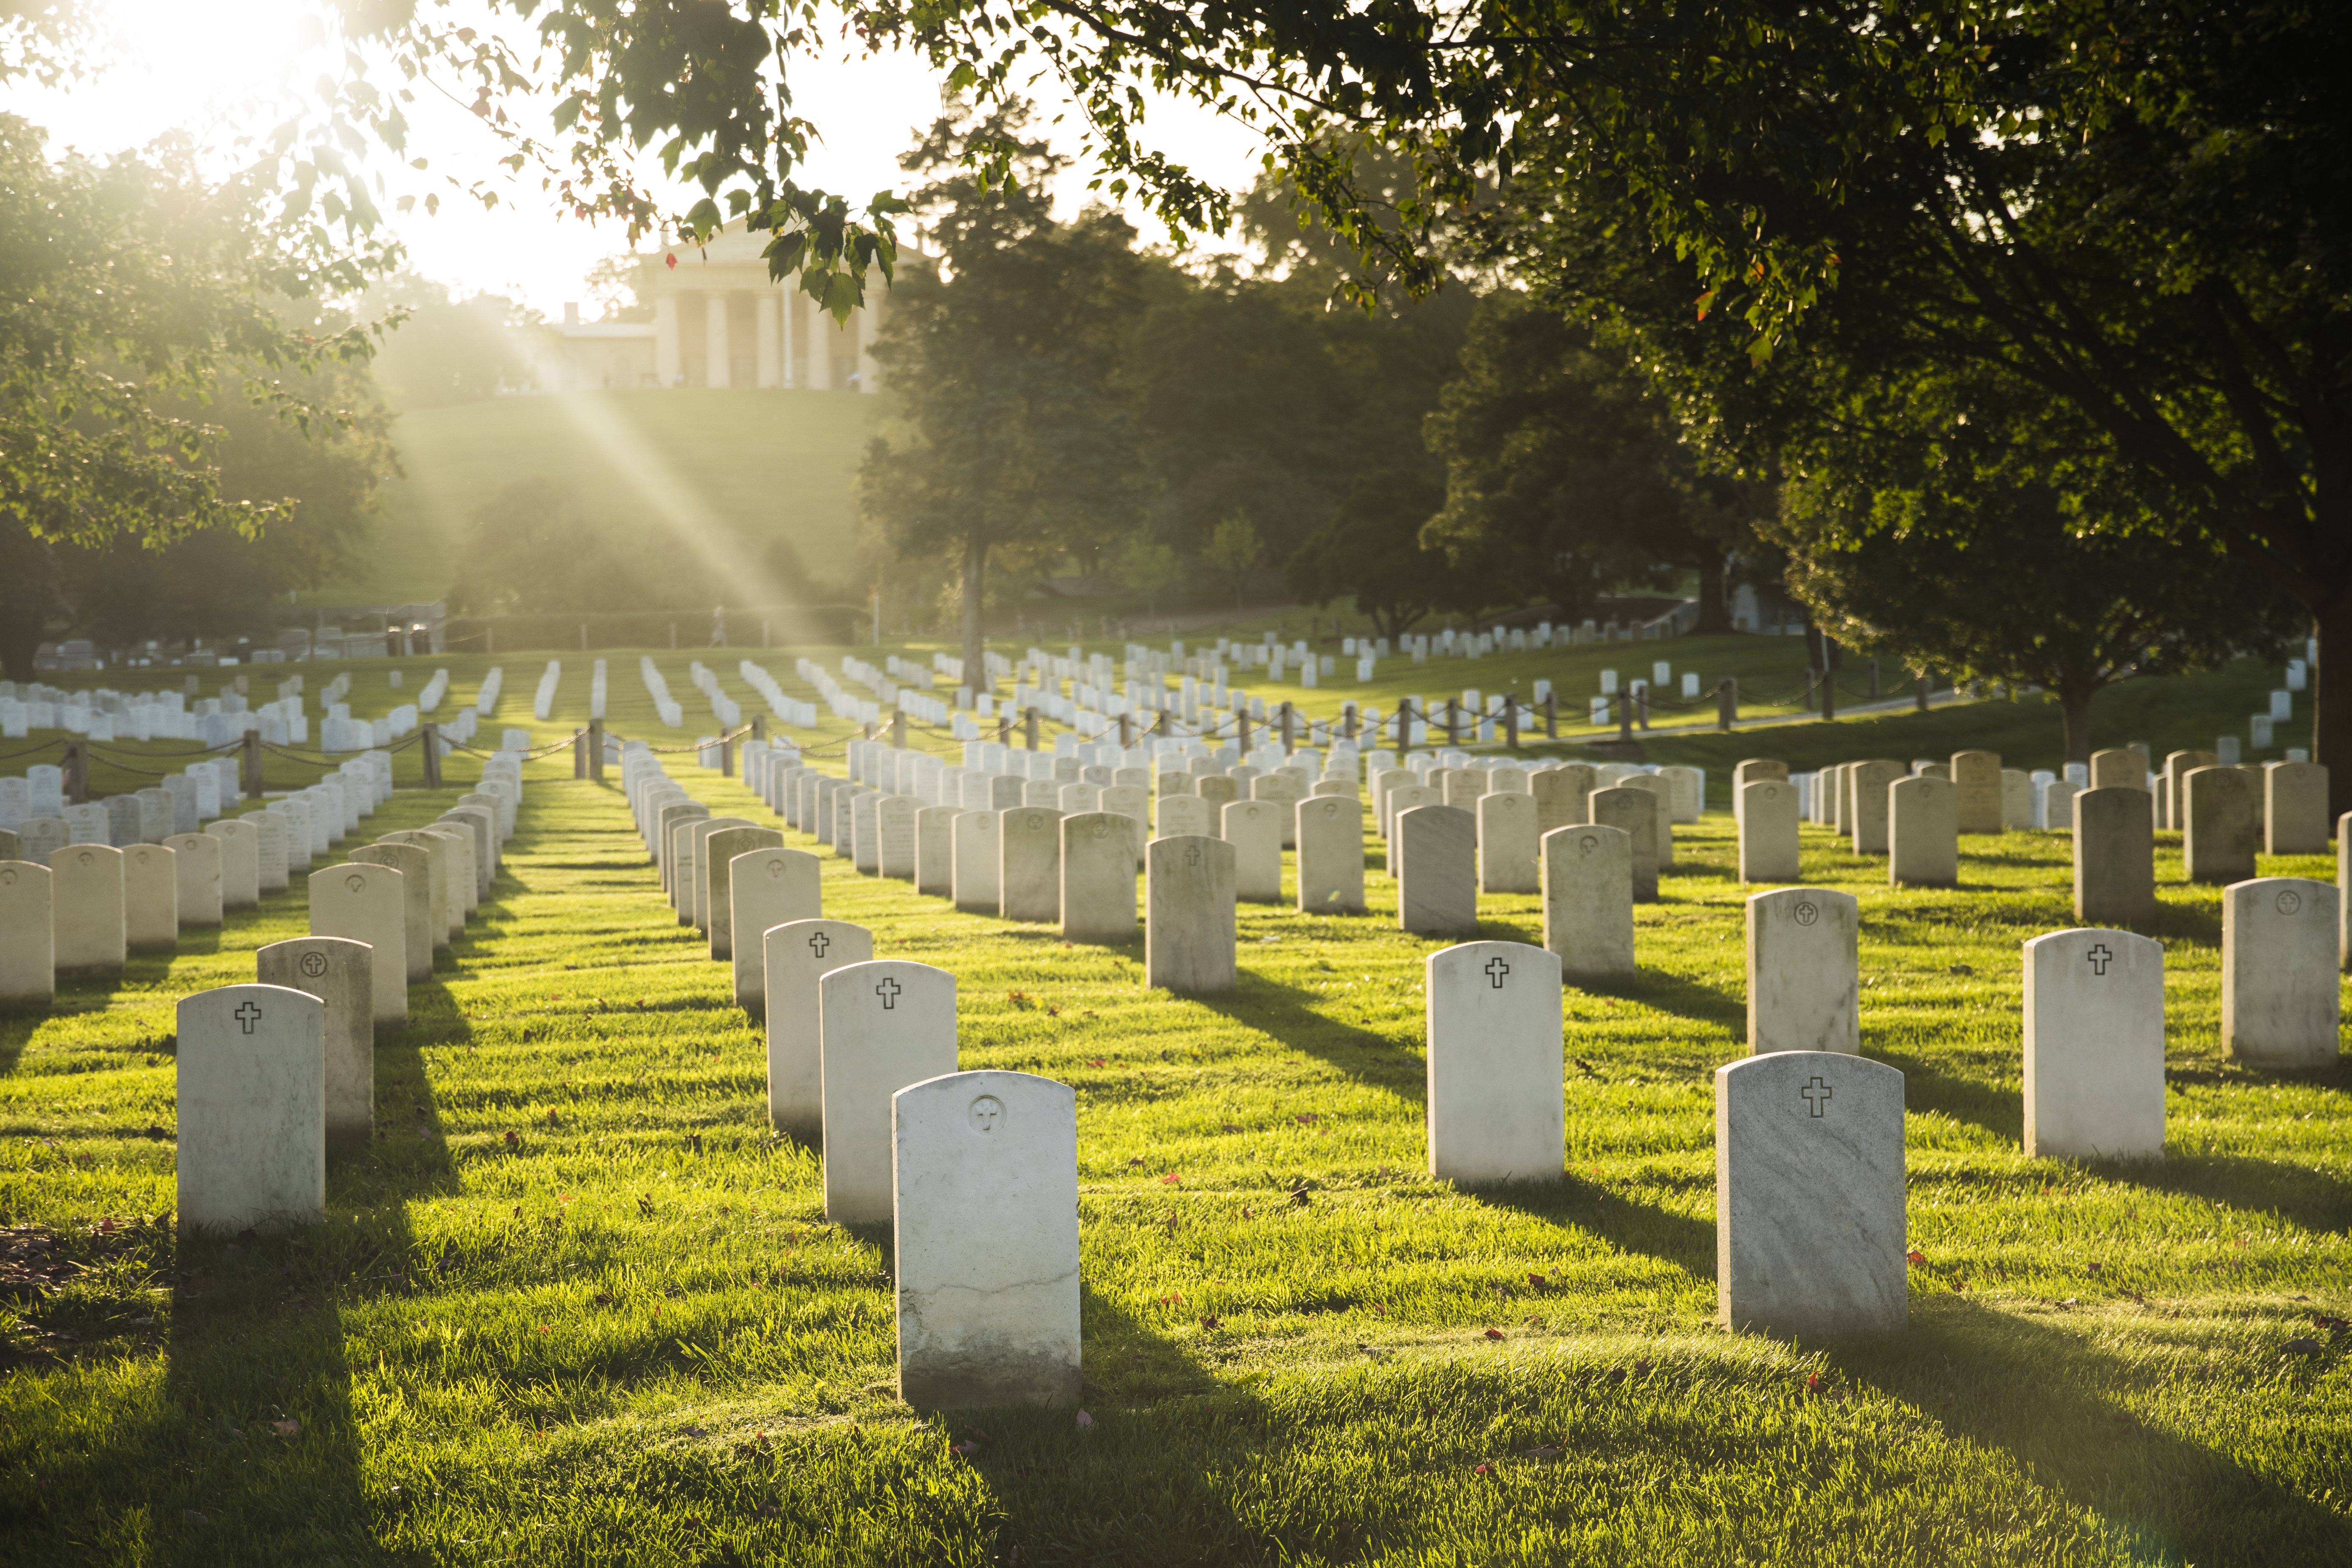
[1470,1173,1717,1281]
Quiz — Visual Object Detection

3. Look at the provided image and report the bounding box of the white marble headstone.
[177,983,325,1233]
[256,937,374,1151]
[1746,887,1859,1055]
[2023,928,2163,1159]
[764,918,873,1135]
[310,863,408,1030]
[819,960,956,1224]
[2222,877,2339,1068]
[1425,940,1563,1184]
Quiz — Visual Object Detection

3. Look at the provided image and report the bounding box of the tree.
[447,476,716,616]
[359,273,535,410]
[856,104,1143,695]
[1115,533,1182,620]
[1421,294,1750,628]
[1284,469,1470,639]
[1202,512,1262,612]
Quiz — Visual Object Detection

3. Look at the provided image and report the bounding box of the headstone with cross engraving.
[952,810,1002,914]
[1738,779,1801,884]
[177,984,326,1233]
[121,841,177,953]
[819,959,957,1224]
[999,807,1064,923]
[894,1068,1082,1408]
[1060,812,1137,943]
[0,859,53,1008]
[1155,793,1213,841]
[309,862,407,1031]
[1395,803,1478,936]
[1426,940,1564,1184]
[763,918,873,1134]
[726,844,819,1017]
[2263,760,2329,855]
[1216,798,1281,904]
[1888,774,1959,888]
[2023,928,2163,1159]
[2184,765,2259,884]
[1540,823,1635,981]
[51,843,125,975]
[1716,1051,1907,1337]
[204,817,260,910]
[1146,835,1236,993]
[1475,791,1540,895]
[915,806,959,898]
[2222,876,2340,1068]
[2072,786,2155,925]
[163,832,223,928]
[1296,795,1366,914]
[1746,887,1859,1056]
[352,843,434,980]
[256,937,374,1152]
[706,825,786,960]
[1586,787,1660,901]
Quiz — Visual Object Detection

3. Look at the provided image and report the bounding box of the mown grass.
[3,657,2347,1565]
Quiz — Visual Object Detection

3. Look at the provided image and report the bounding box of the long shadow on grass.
[1196,974,1426,1097]
[2116,1150,2352,1237]
[1871,1047,2022,1145]
[1835,1297,2352,1564]
[1471,1173,1716,1281]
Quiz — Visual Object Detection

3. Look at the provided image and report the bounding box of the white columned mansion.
[551,222,888,393]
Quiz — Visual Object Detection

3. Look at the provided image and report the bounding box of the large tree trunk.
[961,533,990,700]
[2314,607,2352,827]
[1693,551,1730,634]
[2057,678,2094,766]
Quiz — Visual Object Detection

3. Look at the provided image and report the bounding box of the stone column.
[782,288,798,386]
[705,292,732,388]
[856,292,882,392]
[653,295,681,385]
[756,289,781,387]
[806,306,834,391]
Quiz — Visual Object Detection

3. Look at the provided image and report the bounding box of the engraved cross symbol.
[808,931,830,958]
[1800,1076,1832,1117]
[1485,956,1511,988]
[876,976,902,1009]
[1184,845,1201,868]
[235,1000,262,1034]
[2086,943,2112,976]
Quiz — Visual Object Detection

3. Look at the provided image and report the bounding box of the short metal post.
[1281,702,1296,755]
[244,731,264,798]
[719,736,734,777]
[891,710,906,749]
[1503,695,1518,750]
[1543,692,1557,739]
[421,724,441,789]
[1024,706,1039,751]
[1445,698,1460,747]
[588,719,605,781]
[1718,680,1738,733]
[1617,693,1634,743]
[573,727,588,779]
[752,715,766,743]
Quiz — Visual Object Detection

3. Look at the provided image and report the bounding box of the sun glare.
[31,0,334,155]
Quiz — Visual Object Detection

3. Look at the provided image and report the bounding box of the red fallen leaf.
[1806,1372,1821,1392]
[1527,1273,1547,1287]
[1161,1174,1181,1185]
[1473,1463,1493,1475]
[949,1441,980,1458]
[546,1111,558,1126]
[1089,1058,1105,1068]
[1484,1328,1505,1340]
[1200,1315,1221,1330]
[504,1131,520,1149]
[1906,1250,1927,1266]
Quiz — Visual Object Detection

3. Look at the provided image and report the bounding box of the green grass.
[4,695,2350,1563]
[313,389,880,606]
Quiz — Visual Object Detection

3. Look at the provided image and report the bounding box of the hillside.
[310,389,882,606]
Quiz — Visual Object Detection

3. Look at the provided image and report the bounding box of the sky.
[15,0,1270,318]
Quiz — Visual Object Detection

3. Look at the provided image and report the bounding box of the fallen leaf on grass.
[271,1420,300,1439]
[1484,1328,1505,1340]
[1906,1250,1927,1266]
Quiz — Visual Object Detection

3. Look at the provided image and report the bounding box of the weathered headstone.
[205,818,260,910]
[2222,877,2340,1068]
[1540,824,1634,981]
[877,796,921,880]
[121,842,178,953]
[706,825,785,960]
[372,834,449,962]
[309,863,407,1031]
[1155,793,1213,840]
[161,832,222,928]
[256,937,374,1152]
[688,816,756,931]
[1622,774,1676,867]
[1196,774,1239,812]
[2073,787,2155,925]
[1146,835,1236,993]
[1475,791,1540,895]
[1425,940,1564,1184]
[893,1069,1081,1408]
[1845,760,1905,856]
[1715,1051,1906,1337]
[1532,764,1595,837]
[915,806,958,898]
[1746,887,1859,1055]
[952,810,1002,913]
[2162,749,2220,830]
[1587,787,1660,901]
[999,808,1064,923]
[176,984,325,1234]
[1221,798,1285,904]
[16,817,68,866]
[2183,765,2258,884]
[1296,795,1365,914]
[2263,761,2329,855]
[1888,775,1958,888]
[1061,812,1137,943]
[729,846,824,1015]
[763,918,872,1133]
[2023,928,2163,1159]
[2089,749,2142,791]
[244,810,289,895]
[1250,772,1308,847]
[0,860,53,1008]
[1395,803,1478,936]
[854,789,887,872]
[819,959,957,1223]
[1738,779,1801,884]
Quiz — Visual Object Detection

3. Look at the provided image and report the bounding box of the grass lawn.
[4,646,2345,1564]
